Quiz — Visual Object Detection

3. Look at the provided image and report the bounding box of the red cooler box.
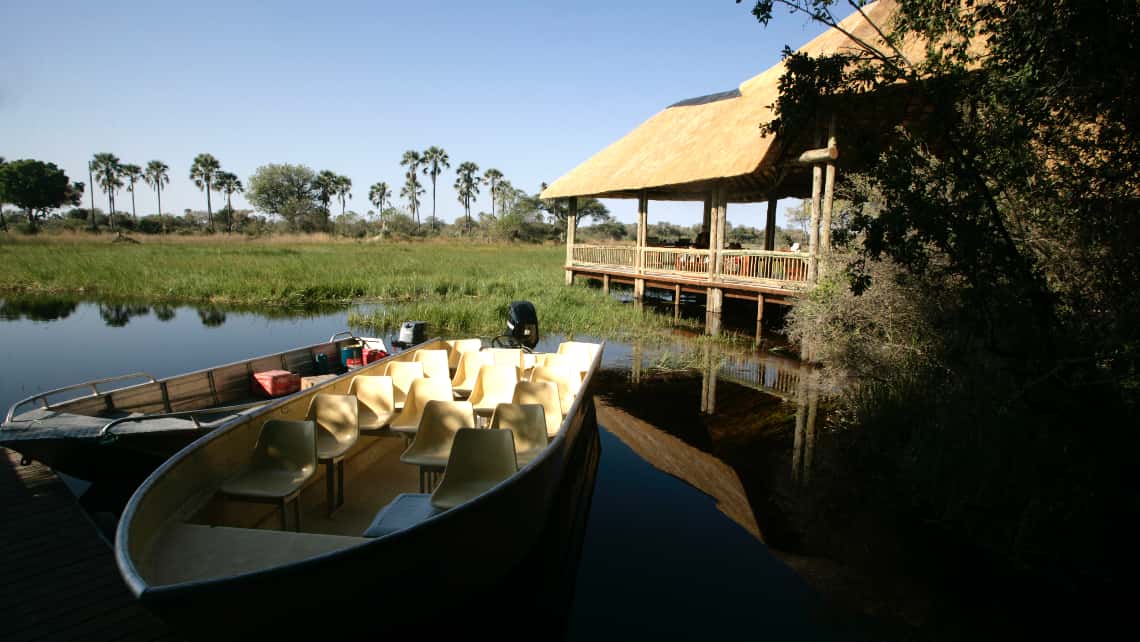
[252,369,301,397]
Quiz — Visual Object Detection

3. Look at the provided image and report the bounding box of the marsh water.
[0,296,837,640]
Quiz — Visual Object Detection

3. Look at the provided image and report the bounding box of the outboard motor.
[397,320,427,347]
[506,300,539,350]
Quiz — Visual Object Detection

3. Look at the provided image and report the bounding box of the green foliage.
[246,164,326,232]
[0,159,76,231]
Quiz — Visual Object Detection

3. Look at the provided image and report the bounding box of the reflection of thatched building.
[543,1,918,338]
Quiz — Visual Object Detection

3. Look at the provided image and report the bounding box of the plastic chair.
[399,401,476,492]
[529,365,580,417]
[348,375,395,434]
[511,381,563,439]
[557,341,600,376]
[444,338,483,370]
[306,394,359,515]
[390,377,455,435]
[451,350,492,398]
[221,419,317,531]
[414,349,451,381]
[485,347,524,370]
[386,361,424,410]
[430,429,517,510]
[490,403,548,468]
[468,363,521,418]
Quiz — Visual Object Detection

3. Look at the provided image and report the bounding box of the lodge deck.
[1,448,179,642]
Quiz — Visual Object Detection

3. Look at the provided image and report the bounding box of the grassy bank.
[0,236,699,339]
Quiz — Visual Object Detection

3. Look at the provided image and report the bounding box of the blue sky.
[2,1,820,227]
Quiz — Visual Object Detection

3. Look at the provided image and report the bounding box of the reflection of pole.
[699,343,717,415]
[804,371,818,484]
[700,344,710,414]
[706,349,718,415]
[792,363,808,481]
[631,341,643,384]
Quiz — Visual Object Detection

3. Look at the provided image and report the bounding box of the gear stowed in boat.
[0,331,384,480]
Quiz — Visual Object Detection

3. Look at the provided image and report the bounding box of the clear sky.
[1,1,821,227]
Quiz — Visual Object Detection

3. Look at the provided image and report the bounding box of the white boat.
[1,332,376,481]
[113,337,604,638]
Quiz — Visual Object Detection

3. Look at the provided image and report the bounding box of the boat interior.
[123,337,602,589]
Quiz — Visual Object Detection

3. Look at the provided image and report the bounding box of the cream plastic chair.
[451,350,492,398]
[557,341,600,376]
[490,403,548,468]
[414,349,451,381]
[221,419,316,531]
[485,347,524,370]
[386,361,424,410]
[307,393,359,515]
[511,381,562,439]
[529,365,580,417]
[468,363,521,418]
[390,377,454,435]
[399,400,476,492]
[348,375,395,434]
[430,428,517,510]
[444,338,483,370]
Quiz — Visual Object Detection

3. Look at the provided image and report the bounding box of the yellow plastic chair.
[557,341,600,376]
[386,361,424,410]
[390,377,455,435]
[414,349,451,381]
[468,363,521,418]
[511,381,563,439]
[451,350,492,399]
[490,403,548,468]
[485,347,524,370]
[399,400,476,492]
[221,419,317,532]
[348,375,395,434]
[529,365,581,417]
[306,393,359,515]
[430,428,518,510]
[444,338,483,370]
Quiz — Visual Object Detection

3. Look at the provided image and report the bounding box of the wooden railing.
[569,245,811,290]
[642,248,711,277]
[571,245,636,270]
[718,250,810,288]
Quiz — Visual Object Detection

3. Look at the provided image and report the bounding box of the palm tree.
[0,156,7,232]
[121,163,143,222]
[400,169,424,222]
[399,150,423,224]
[482,168,504,219]
[144,160,170,234]
[369,182,390,232]
[314,169,338,214]
[421,146,450,231]
[189,153,221,233]
[333,174,352,217]
[91,153,123,231]
[214,171,243,232]
[453,161,480,233]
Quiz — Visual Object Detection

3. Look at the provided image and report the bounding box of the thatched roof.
[541,0,923,202]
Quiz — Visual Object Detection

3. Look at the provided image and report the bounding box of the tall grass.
[0,236,699,339]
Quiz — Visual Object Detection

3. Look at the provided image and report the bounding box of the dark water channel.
[1,296,842,640]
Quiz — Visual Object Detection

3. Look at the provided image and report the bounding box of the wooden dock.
[1,448,179,642]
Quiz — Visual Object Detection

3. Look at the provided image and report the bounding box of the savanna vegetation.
[740,0,1139,626]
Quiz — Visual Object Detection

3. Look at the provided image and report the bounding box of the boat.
[113,336,604,639]
[1,332,378,481]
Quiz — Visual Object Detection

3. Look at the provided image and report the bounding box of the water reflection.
[98,303,152,327]
[196,306,227,327]
[0,297,79,322]
[153,305,176,322]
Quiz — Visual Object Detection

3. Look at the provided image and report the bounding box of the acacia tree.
[246,163,325,232]
[214,171,243,232]
[91,153,122,231]
[421,146,449,231]
[368,181,389,230]
[453,161,480,233]
[120,163,143,222]
[399,150,423,224]
[538,181,611,235]
[482,168,504,219]
[189,153,221,233]
[0,159,79,232]
[144,160,170,234]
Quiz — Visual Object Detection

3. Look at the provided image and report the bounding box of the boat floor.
[3,402,269,441]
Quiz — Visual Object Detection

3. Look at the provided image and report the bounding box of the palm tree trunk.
[490,181,496,219]
[130,187,137,221]
[205,183,213,233]
[88,165,97,232]
[158,186,165,234]
[431,179,437,231]
[227,193,234,233]
[108,192,115,231]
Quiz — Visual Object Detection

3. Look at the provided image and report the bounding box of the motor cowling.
[506,301,539,349]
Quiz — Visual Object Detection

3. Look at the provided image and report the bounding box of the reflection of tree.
[99,303,150,327]
[152,305,176,322]
[0,297,79,321]
[196,307,227,327]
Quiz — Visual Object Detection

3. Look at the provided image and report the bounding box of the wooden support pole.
[674,284,681,322]
[764,196,778,251]
[602,273,610,295]
[714,189,727,279]
[565,197,577,286]
[755,294,765,346]
[808,132,823,283]
[820,115,837,277]
[706,287,722,336]
[702,193,713,242]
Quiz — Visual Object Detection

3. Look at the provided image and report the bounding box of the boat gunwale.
[114,339,604,599]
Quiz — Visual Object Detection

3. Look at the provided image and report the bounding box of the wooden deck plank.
[1,449,180,642]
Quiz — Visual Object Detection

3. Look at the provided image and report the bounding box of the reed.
[0,237,699,339]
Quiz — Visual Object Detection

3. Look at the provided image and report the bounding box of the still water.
[0,296,828,640]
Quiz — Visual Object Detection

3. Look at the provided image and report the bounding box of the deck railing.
[569,244,811,290]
